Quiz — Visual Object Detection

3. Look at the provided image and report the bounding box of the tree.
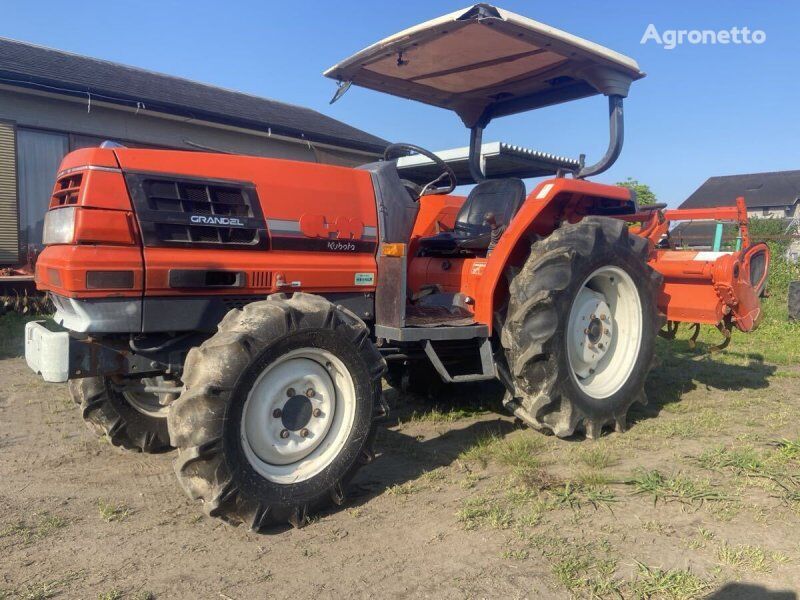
[616,177,657,206]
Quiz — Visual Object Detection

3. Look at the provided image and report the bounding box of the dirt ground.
[2,338,800,599]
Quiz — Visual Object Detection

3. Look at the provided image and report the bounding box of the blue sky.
[2,1,797,206]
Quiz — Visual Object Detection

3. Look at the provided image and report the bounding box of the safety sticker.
[471,261,487,275]
[354,272,375,286]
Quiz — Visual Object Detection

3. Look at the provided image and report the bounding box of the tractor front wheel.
[501,217,662,438]
[69,376,172,452]
[168,293,385,530]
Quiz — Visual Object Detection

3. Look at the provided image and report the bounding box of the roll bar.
[577,95,625,179]
[466,93,625,182]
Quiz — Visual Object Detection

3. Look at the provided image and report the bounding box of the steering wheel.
[384,143,457,198]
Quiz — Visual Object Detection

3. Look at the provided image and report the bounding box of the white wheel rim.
[241,348,356,484]
[566,266,643,399]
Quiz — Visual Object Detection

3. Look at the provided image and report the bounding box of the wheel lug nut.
[325,361,333,369]
[306,388,315,398]
[286,387,295,397]
[312,408,322,418]
[280,429,290,439]
[272,408,282,418]
[584,328,589,334]
[299,428,310,438]
[604,329,610,335]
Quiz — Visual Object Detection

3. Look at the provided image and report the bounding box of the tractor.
[25,4,769,529]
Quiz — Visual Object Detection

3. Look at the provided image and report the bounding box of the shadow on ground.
[632,342,776,427]
[708,583,797,599]
[347,346,776,512]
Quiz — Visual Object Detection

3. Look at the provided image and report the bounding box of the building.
[680,170,800,219]
[0,37,387,265]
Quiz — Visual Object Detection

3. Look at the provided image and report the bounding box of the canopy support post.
[468,126,486,182]
[577,94,625,179]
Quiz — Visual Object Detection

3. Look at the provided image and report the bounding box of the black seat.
[418,178,526,254]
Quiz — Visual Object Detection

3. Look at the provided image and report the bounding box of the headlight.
[42,207,77,245]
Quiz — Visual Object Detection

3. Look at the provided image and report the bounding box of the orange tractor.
[25,4,768,529]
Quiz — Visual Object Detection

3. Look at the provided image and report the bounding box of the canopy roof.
[324,3,644,127]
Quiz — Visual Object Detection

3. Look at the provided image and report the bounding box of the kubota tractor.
[25,4,769,529]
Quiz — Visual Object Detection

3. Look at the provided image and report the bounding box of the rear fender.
[474,178,632,330]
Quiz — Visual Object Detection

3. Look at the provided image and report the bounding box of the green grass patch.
[400,405,489,425]
[629,562,709,600]
[624,469,728,506]
[0,512,69,543]
[575,445,618,470]
[456,496,513,530]
[458,431,547,471]
[97,499,132,523]
[716,543,774,573]
[695,442,800,505]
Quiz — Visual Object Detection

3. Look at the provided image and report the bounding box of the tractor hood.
[324,3,644,127]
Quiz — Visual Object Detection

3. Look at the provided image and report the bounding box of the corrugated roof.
[396,141,580,184]
[681,170,800,210]
[0,37,388,154]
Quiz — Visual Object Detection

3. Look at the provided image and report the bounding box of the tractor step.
[375,324,487,342]
[423,337,495,383]
[405,304,475,328]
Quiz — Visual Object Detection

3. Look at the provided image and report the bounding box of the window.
[17,128,69,249]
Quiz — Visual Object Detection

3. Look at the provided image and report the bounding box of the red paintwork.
[36,149,380,299]
[36,148,766,337]
[472,178,632,330]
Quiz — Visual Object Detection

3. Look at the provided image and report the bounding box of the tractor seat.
[418,178,526,254]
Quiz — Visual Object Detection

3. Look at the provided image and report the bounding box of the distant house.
[680,170,800,219]
[672,170,800,248]
[0,38,387,265]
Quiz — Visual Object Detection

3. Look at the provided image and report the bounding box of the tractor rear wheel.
[69,376,172,452]
[501,217,662,438]
[168,293,385,530]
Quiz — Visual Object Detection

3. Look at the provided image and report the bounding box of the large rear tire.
[168,293,386,530]
[501,217,662,438]
[69,376,172,452]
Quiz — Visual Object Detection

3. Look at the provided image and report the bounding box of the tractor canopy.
[324,3,645,127]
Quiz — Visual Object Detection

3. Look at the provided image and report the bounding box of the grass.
[456,496,513,530]
[576,446,618,470]
[526,533,712,599]
[459,431,547,471]
[695,442,800,504]
[97,500,132,523]
[716,543,772,573]
[400,405,489,425]
[624,469,728,506]
[0,573,82,600]
[97,591,123,600]
[0,512,68,543]
[629,563,710,600]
